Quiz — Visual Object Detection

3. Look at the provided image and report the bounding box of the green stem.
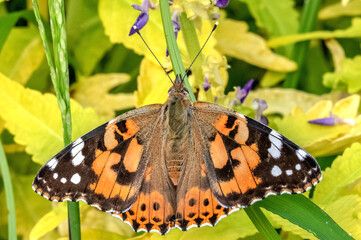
[283,0,322,88]
[0,140,17,240]
[33,0,80,238]
[245,207,281,240]
[159,0,196,102]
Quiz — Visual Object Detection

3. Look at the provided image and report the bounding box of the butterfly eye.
[168,89,175,95]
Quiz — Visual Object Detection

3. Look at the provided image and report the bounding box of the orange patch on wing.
[234,120,249,144]
[115,119,140,140]
[123,138,143,173]
[242,145,261,170]
[231,147,259,193]
[219,178,241,196]
[93,152,121,198]
[104,126,119,150]
[92,151,111,176]
[210,133,228,169]
[213,115,232,135]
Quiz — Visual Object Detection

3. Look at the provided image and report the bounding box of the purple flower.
[215,0,229,8]
[129,0,156,36]
[308,113,355,126]
[236,79,254,104]
[253,98,269,125]
[166,11,181,56]
[202,75,211,92]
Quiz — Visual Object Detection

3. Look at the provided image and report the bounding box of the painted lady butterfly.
[33,75,322,234]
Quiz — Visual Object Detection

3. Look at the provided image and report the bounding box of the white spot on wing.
[70,173,81,184]
[47,158,58,171]
[53,173,58,179]
[269,131,283,149]
[268,144,281,159]
[295,164,301,170]
[271,165,282,177]
[296,149,307,161]
[72,152,84,166]
[286,170,293,175]
[60,177,67,184]
[71,138,84,157]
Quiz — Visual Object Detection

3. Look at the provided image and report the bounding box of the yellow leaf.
[319,0,361,20]
[214,19,297,72]
[72,73,136,119]
[0,73,105,165]
[274,95,361,156]
[0,27,44,85]
[260,71,286,87]
[325,39,346,72]
[313,143,361,204]
[29,203,68,240]
[135,58,172,107]
[79,229,126,240]
[243,88,328,116]
[98,0,170,68]
[268,18,361,48]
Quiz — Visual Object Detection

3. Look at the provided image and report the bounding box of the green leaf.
[66,0,112,76]
[323,55,361,93]
[215,19,297,72]
[0,73,105,165]
[258,195,353,240]
[319,0,361,20]
[0,10,35,52]
[313,143,361,204]
[72,73,136,118]
[239,0,299,37]
[268,17,361,48]
[0,27,44,85]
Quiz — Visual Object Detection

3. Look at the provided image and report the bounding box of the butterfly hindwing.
[33,104,162,212]
[175,112,238,231]
[193,102,322,208]
[114,116,177,234]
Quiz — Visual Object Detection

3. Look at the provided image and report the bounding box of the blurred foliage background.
[1,0,361,239]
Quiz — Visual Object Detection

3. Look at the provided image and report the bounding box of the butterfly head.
[168,74,189,100]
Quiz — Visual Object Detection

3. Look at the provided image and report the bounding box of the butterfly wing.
[193,102,322,208]
[175,112,238,231]
[113,116,176,234]
[33,104,162,213]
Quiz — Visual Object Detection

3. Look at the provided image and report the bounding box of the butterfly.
[33,75,322,235]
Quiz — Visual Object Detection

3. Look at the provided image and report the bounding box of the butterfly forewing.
[193,102,322,208]
[33,104,162,212]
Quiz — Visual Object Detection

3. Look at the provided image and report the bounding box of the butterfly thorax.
[164,81,191,186]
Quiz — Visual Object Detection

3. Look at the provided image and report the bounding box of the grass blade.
[283,0,322,88]
[32,0,80,238]
[0,139,17,240]
[257,194,353,239]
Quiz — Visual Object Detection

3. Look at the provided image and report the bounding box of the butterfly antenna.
[133,26,174,85]
[182,22,218,80]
